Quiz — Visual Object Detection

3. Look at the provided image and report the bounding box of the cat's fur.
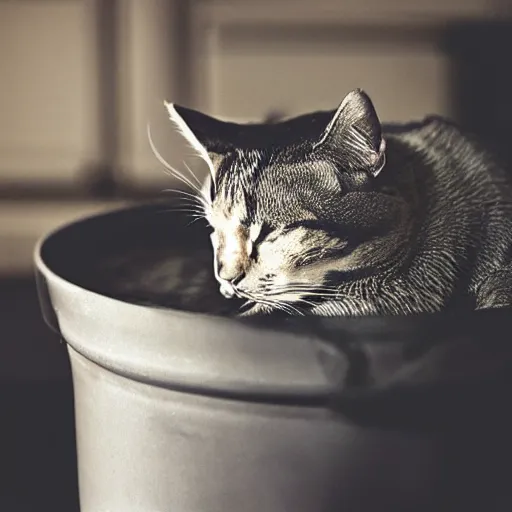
[165,89,512,317]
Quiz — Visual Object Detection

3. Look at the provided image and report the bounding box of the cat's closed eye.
[295,243,349,268]
[295,248,323,267]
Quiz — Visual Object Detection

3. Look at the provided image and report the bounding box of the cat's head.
[165,89,409,315]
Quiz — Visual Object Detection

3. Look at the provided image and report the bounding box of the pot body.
[69,347,438,512]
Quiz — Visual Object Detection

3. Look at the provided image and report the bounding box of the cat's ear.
[164,102,228,179]
[314,89,386,178]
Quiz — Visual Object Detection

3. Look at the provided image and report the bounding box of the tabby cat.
[164,89,512,317]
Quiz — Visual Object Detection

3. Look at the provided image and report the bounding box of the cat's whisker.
[286,283,339,291]
[173,210,205,218]
[267,284,340,295]
[234,288,300,315]
[154,158,205,198]
[288,291,340,299]
[169,206,205,216]
[154,203,206,218]
[161,188,207,211]
[162,189,206,208]
[271,285,339,293]
[159,199,206,214]
[185,153,217,193]
[248,290,306,316]
[262,299,298,316]
[162,187,203,201]
[271,281,339,290]
[163,207,204,215]
[268,294,315,314]
[265,289,340,302]
[160,165,204,198]
[155,211,206,221]
[239,282,338,313]
[147,123,209,201]
[275,300,305,316]
[186,216,206,227]
[183,161,203,188]
[241,298,278,315]
[282,290,340,297]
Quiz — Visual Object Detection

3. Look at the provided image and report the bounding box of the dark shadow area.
[0,278,78,511]
[443,20,512,171]
[0,378,79,512]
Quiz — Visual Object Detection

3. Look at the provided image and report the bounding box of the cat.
[163,89,512,318]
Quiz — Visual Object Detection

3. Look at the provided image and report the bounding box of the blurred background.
[1,0,512,510]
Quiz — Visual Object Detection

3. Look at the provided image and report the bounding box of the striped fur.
[167,90,512,317]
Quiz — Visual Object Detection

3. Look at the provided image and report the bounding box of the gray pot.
[34,203,512,512]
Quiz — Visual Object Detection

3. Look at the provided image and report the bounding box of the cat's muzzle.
[219,281,236,299]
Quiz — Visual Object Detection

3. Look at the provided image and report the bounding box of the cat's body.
[310,115,512,316]
[164,90,512,317]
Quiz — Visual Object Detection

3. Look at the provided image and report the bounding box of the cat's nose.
[217,262,245,285]
[219,282,236,298]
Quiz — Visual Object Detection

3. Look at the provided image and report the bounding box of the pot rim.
[33,203,336,403]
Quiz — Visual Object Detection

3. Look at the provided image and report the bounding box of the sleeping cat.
[163,89,512,317]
